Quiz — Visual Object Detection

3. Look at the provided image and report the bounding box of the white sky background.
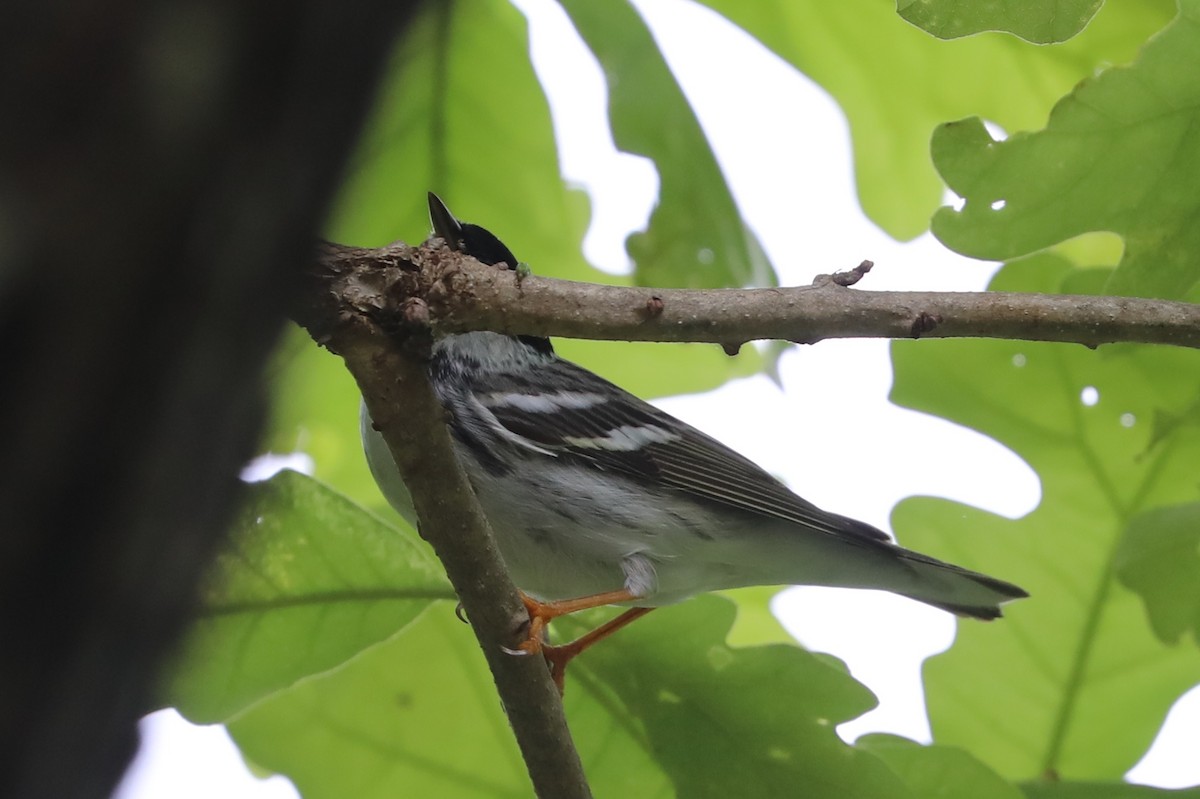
[118,0,1200,796]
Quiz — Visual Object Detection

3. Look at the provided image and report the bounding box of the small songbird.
[362,193,1027,689]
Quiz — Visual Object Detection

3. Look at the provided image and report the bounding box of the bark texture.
[0,2,420,797]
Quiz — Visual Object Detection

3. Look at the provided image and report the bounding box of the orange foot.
[505,590,654,694]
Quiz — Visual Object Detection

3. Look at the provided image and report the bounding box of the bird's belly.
[465,458,722,604]
[365,405,762,605]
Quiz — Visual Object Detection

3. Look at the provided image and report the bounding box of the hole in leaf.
[1081,386,1099,406]
[1121,413,1136,428]
[1012,353,1026,367]
[990,199,1006,211]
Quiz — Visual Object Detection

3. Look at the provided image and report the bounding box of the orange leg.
[508,589,654,693]
[543,607,654,692]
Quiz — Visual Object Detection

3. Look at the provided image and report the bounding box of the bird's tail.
[889,547,1027,620]
[730,521,1028,619]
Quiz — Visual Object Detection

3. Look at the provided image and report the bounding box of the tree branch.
[294,236,1195,798]
[293,252,592,799]
[316,241,1200,350]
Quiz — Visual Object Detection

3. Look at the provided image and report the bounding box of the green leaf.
[261,329,383,510]
[553,338,764,402]
[266,1,764,489]
[559,597,910,799]
[719,586,798,647]
[163,471,451,723]
[325,0,590,262]
[889,257,1200,779]
[697,0,1172,238]
[229,602,535,799]
[1115,502,1200,645]
[1022,782,1200,798]
[558,0,775,289]
[931,0,1200,299]
[227,593,908,798]
[858,733,1024,799]
[898,0,1103,44]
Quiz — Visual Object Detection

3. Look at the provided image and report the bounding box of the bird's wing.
[473,359,890,546]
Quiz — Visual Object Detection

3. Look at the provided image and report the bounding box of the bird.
[361,192,1028,690]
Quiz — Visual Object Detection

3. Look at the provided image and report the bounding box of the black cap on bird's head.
[427,192,554,356]
[428,192,519,270]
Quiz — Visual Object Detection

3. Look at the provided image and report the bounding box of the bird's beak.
[427,192,463,250]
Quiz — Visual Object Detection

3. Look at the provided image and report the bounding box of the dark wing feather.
[477,359,890,546]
